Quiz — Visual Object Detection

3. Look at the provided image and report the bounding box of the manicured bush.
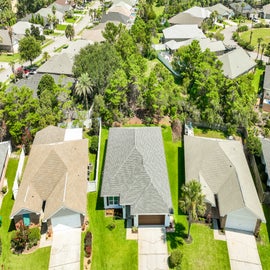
[169,249,182,268]
[246,44,255,51]
[90,136,99,153]
[11,226,29,253]
[237,25,248,32]
[107,222,116,231]
[84,231,92,258]
[28,227,41,243]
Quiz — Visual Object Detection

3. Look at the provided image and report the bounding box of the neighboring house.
[229,2,256,18]
[168,13,204,26]
[49,0,73,14]
[168,6,211,26]
[0,29,15,52]
[261,138,270,187]
[10,126,88,231]
[37,53,74,76]
[101,10,130,25]
[263,65,270,112]
[184,135,265,234]
[206,3,234,19]
[0,141,11,189]
[262,4,270,19]
[35,7,64,25]
[165,38,225,55]
[12,21,43,40]
[101,127,173,227]
[112,0,137,7]
[9,74,75,98]
[162,24,205,42]
[218,48,256,79]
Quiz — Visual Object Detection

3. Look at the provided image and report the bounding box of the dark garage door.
[139,215,165,225]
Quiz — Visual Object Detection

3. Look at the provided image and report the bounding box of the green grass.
[257,205,270,269]
[252,65,265,93]
[53,44,68,53]
[193,127,227,139]
[0,53,20,62]
[41,39,54,49]
[163,127,230,270]
[56,24,67,31]
[85,128,138,270]
[65,17,77,23]
[240,28,270,50]
[0,158,51,268]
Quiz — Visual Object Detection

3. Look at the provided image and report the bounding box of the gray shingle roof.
[168,13,204,25]
[263,3,270,14]
[218,48,256,79]
[33,126,66,145]
[37,53,74,76]
[163,25,206,41]
[184,135,265,221]
[9,74,75,98]
[206,3,234,17]
[264,65,270,91]
[101,12,130,24]
[11,127,88,221]
[101,127,172,215]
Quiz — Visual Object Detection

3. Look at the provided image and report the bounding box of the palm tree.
[257,37,263,59]
[261,43,266,61]
[75,73,93,112]
[65,24,75,41]
[179,180,206,241]
[43,51,50,62]
[249,30,253,44]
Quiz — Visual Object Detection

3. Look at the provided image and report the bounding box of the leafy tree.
[75,73,93,111]
[37,74,55,97]
[3,86,40,144]
[102,22,124,44]
[246,133,262,156]
[73,42,122,94]
[18,36,41,65]
[179,180,206,241]
[65,24,75,41]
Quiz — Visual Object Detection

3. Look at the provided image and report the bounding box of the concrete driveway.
[226,230,262,270]
[138,227,168,270]
[49,227,81,270]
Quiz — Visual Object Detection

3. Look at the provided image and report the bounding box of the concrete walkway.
[49,227,81,270]
[138,227,168,270]
[226,230,262,270]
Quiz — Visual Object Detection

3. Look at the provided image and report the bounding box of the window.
[107,196,119,205]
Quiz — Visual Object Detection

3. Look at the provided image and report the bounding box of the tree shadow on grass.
[8,219,16,232]
[95,139,107,211]
[262,205,270,241]
[166,223,186,249]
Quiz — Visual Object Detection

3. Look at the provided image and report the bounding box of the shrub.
[232,32,239,41]
[246,44,255,51]
[11,226,29,253]
[107,222,116,231]
[90,136,99,153]
[169,249,182,268]
[1,186,7,194]
[43,29,54,35]
[84,231,92,258]
[237,25,248,32]
[28,227,41,243]
[214,32,224,41]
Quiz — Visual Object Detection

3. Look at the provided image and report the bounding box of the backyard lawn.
[84,128,138,270]
[163,127,230,270]
[252,65,265,94]
[0,158,51,269]
[257,205,270,270]
[193,127,227,139]
[240,28,270,50]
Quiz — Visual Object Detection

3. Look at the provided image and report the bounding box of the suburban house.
[37,53,74,76]
[263,65,270,112]
[112,0,137,7]
[10,126,89,232]
[218,48,256,79]
[184,135,265,234]
[101,9,131,25]
[10,74,75,98]
[12,21,43,40]
[206,3,234,19]
[162,25,205,42]
[229,2,256,18]
[0,29,16,52]
[0,141,11,190]
[164,38,225,55]
[262,4,270,19]
[168,6,211,26]
[49,0,73,14]
[261,138,270,187]
[35,7,64,26]
[101,127,173,227]
[82,24,107,43]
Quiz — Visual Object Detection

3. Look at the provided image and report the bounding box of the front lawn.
[84,128,138,270]
[0,158,51,268]
[163,127,230,270]
[0,53,20,62]
[56,24,67,31]
[240,28,270,50]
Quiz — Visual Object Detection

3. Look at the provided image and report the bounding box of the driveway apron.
[49,227,81,270]
[138,226,168,270]
[226,230,262,270]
